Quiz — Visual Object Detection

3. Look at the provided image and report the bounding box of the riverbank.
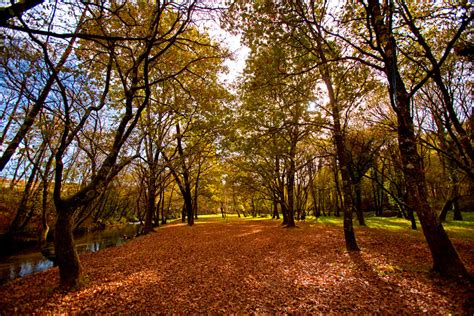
[0,223,142,284]
[0,218,473,314]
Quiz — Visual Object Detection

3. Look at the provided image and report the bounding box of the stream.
[0,223,141,285]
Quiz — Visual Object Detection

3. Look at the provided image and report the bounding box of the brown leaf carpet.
[0,219,472,314]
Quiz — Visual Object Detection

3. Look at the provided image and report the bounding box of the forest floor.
[0,216,473,314]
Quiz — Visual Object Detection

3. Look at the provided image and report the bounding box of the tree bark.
[332,157,342,217]
[324,75,359,251]
[286,139,297,228]
[54,207,81,288]
[175,123,194,226]
[143,180,156,234]
[354,182,366,226]
[276,155,289,225]
[181,203,186,223]
[39,150,53,246]
[367,0,468,278]
[272,198,280,219]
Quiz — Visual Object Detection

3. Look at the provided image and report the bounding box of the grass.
[364,215,418,231]
[193,211,474,240]
[191,213,272,224]
[304,215,343,227]
[443,212,474,239]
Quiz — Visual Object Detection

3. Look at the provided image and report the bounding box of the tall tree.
[1,0,212,288]
[336,0,470,277]
[236,41,317,227]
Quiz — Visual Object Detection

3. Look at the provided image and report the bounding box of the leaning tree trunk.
[54,207,81,288]
[367,0,468,279]
[396,103,467,277]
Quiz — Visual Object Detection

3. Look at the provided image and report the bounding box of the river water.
[0,223,140,284]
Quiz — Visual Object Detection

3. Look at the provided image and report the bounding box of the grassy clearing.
[362,212,474,240]
[194,213,275,224]
[194,212,474,240]
[443,212,474,239]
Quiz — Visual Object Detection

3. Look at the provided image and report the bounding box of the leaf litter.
[0,219,472,314]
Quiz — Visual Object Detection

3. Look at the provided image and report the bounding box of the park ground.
[0,215,473,314]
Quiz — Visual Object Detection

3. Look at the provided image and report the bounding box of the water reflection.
[0,223,140,284]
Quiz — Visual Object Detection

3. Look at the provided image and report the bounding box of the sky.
[201,16,250,87]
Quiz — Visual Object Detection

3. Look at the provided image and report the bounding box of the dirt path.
[0,219,473,314]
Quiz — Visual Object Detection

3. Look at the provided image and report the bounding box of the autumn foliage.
[0,219,472,314]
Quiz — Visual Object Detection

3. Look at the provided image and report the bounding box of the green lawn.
[193,212,474,240]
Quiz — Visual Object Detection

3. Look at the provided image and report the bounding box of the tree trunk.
[354,181,365,226]
[220,202,226,218]
[272,198,279,219]
[185,188,193,226]
[286,150,296,228]
[439,198,451,222]
[408,207,417,230]
[175,123,194,226]
[450,171,462,221]
[143,181,156,234]
[310,176,320,217]
[402,158,466,276]
[276,155,288,225]
[181,203,186,223]
[193,167,201,220]
[396,85,467,278]
[393,62,466,278]
[39,164,51,247]
[452,197,462,221]
[333,158,342,217]
[54,208,81,288]
[367,0,468,279]
[324,77,358,250]
[280,199,288,225]
[251,199,256,217]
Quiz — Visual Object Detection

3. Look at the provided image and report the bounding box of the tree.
[137,84,173,234]
[0,0,44,27]
[337,0,471,277]
[158,32,229,226]
[226,0,375,249]
[346,129,384,226]
[1,0,216,288]
[0,7,82,171]
[235,40,318,227]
